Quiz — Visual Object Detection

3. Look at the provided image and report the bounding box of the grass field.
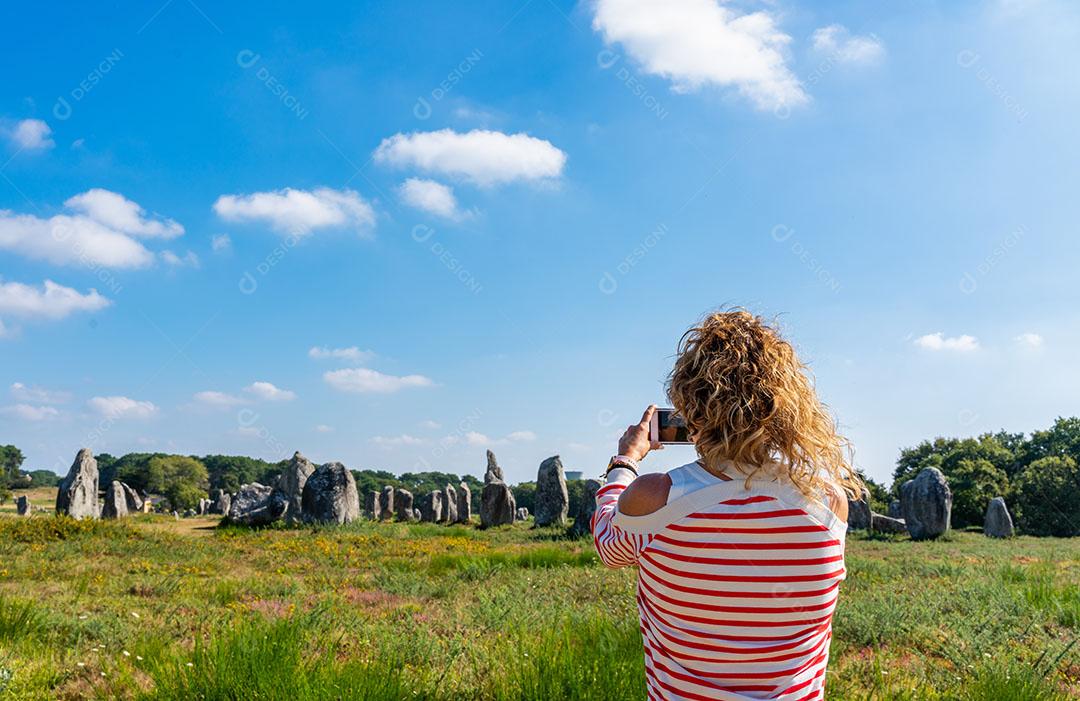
[1,488,1078,700]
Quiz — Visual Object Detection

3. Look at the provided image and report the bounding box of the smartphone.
[649,408,693,444]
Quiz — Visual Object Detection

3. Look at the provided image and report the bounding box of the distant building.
[565,471,584,481]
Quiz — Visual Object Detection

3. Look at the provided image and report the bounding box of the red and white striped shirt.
[592,461,847,701]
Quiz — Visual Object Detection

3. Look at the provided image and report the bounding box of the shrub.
[1015,456,1080,536]
[950,458,1010,528]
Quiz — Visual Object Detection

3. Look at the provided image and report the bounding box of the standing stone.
[228,483,289,526]
[442,484,458,524]
[16,495,30,516]
[484,449,504,483]
[515,507,529,521]
[569,478,602,537]
[196,498,212,516]
[379,486,395,521]
[395,488,415,521]
[900,467,952,541]
[419,491,444,523]
[534,456,569,526]
[211,491,232,516]
[301,462,360,525]
[870,512,906,534]
[456,481,472,523]
[56,448,99,519]
[413,508,421,521]
[847,488,872,530]
[984,497,1014,538]
[183,509,196,518]
[888,499,902,519]
[480,481,515,527]
[365,491,381,520]
[102,481,130,519]
[277,451,315,523]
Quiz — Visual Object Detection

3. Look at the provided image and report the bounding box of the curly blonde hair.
[667,310,861,500]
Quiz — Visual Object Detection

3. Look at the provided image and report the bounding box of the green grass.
[0,513,1077,699]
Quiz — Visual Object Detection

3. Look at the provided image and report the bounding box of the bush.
[1015,456,1080,536]
[950,458,1010,528]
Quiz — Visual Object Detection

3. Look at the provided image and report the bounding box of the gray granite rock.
[56,448,99,519]
[419,491,444,523]
[484,449,504,483]
[847,487,872,530]
[442,484,458,524]
[569,478,602,537]
[395,488,415,521]
[277,451,315,523]
[228,483,289,526]
[515,507,529,521]
[365,491,380,520]
[870,512,906,534]
[301,462,360,524]
[456,481,471,524]
[984,497,1014,538]
[888,499,902,519]
[16,495,30,516]
[379,486,395,521]
[211,491,231,516]
[534,456,569,526]
[900,467,952,540]
[102,481,142,519]
[481,481,515,527]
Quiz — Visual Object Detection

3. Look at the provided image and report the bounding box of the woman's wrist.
[607,455,640,476]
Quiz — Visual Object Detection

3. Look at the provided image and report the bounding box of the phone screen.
[656,408,691,444]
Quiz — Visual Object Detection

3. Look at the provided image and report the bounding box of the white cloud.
[314,424,334,433]
[193,390,246,407]
[914,332,980,352]
[213,187,376,236]
[811,24,885,65]
[65,189,183,239]
[419,419,442,430]
[244,381,296,402]
[0,189,184,268]
[308,346,375,363]
[592,0,807,111]
[88,395,158,419]
[11,382,70,404]
[0,319,9,338]
[1,403,60,421]
[1015,332,1044,348]
[370,434,426,447]
[161,250,200,267]
[0,279,110,319]
[398,178,467,220]
[464,429,537,446]
[373,129,566,186]
[323,368,435,394]
[211,234,232,252]
[8,118,54,151]
[465,431,491,446]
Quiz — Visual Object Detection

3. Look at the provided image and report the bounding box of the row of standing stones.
[47,448,605,535]
[847,466,1015,539]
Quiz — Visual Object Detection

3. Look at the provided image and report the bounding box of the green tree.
[1015,456,1080,537]
[512,481,536,514]
[0,445,26,502]
[1019,417,1080,469]
[201,455,280,494]
[949,458,1010,528]
[144,456,210,511]
[21,469,60,488]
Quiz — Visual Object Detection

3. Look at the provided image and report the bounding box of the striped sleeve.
[591,467,652,568]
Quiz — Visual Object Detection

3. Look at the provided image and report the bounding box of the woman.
[592,311,860,701]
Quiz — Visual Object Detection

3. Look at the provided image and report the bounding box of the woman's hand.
[618,405,663,462]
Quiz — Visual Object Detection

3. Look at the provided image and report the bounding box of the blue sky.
[1,0,1077,485]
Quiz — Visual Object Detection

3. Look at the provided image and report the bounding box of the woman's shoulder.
[617,461,708,517]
